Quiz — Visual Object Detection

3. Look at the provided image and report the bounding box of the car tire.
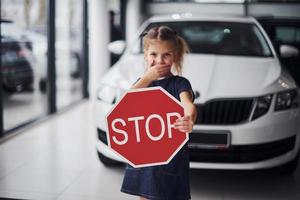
[97,151,122,167]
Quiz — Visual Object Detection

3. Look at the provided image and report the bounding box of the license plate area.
[189,131,231,149]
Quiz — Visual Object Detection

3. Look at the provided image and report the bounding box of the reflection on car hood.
[182,54,287,103]
[102,54,296,103]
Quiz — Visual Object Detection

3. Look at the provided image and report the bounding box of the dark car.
[1,20,34,92]
[257,16,300,85]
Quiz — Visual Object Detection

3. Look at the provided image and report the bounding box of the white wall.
[126,0,144,45]
[89,0,145,100]
[88,0,110,100]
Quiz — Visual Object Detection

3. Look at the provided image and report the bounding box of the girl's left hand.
[173,116,194,133]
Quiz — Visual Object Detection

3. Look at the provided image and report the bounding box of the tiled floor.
[1,100,300,200]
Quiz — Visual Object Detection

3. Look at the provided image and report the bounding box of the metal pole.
[47,0,56,114]
[82,0,89,98]
[120,0,127,40]
[0,28,3,138]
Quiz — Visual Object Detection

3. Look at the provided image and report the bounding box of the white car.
[95,14,300,173]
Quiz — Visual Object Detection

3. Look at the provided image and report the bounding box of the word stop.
[111,112,181,145]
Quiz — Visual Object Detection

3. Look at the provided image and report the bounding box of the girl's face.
[145,40,176,69]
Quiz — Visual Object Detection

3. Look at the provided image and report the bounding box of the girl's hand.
[131,62,171,89]
[143,61,171,81]
[173,116,194,133]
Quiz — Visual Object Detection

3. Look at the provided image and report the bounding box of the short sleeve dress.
[121,75,194,200]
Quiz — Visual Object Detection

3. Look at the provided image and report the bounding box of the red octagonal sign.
[106,87,188,168]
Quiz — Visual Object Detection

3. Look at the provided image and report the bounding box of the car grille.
[195,99,254,125]
[189,135,296,163]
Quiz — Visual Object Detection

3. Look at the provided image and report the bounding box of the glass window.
[55,0,84,109]
[1,0,48,130]
[253,25,272,56]
[138,21,273,57]
[276,26,300,43]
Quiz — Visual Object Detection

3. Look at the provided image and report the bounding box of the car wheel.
[97,151,122,167]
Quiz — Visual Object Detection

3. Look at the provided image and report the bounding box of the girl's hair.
[142,26,190,75]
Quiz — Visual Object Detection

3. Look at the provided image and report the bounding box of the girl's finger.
[175,118,190,124]
[174,123,192,130]
[175,120,193,126]
[174,120,186,125]
[174,126,192,133]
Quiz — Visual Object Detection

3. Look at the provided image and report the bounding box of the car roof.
[147,13,257,24]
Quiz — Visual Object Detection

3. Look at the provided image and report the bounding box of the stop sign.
[106,86,188,168]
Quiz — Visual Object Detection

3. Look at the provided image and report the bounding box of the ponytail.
[174,36,190,75]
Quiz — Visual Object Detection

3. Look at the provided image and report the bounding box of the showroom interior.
[1,0,300,199]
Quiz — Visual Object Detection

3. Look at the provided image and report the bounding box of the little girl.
[121,26,197,200]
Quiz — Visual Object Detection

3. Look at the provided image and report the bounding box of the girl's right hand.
[143,62,171,81]
[173,116,194,133]
[131,61,171,89]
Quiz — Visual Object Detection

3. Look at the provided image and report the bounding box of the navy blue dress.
[121,75,194,200]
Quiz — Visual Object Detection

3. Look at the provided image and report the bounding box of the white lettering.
[166,112,181,138]
[145,114,165,141]
[128,116,145,142]
[111,112,181,144]
[111,118,128,145]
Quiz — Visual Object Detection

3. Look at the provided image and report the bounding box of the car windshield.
[134,21,273,57]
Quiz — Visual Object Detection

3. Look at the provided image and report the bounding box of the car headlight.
[251,94,273,120]
[275,89,299,111]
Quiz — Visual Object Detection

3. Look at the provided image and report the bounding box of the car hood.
[102,54,296,103]
[182,54,288,103]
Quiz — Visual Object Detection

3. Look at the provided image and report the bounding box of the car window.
[275,26,300,43]
[135,21,273,57]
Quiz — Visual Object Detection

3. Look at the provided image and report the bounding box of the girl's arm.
[131,74,153,89]
[131,63,171,89]
[173,91,197,133]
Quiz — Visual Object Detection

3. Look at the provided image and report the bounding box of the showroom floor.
[0,100,300,200]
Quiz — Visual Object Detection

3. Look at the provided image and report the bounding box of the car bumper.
[190,146,298,170]
[189,135,299,169]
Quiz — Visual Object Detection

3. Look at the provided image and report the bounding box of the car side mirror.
[108,40,126,55]
[280,44,299,58]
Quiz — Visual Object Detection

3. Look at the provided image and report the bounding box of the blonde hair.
[142,26,189,75]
